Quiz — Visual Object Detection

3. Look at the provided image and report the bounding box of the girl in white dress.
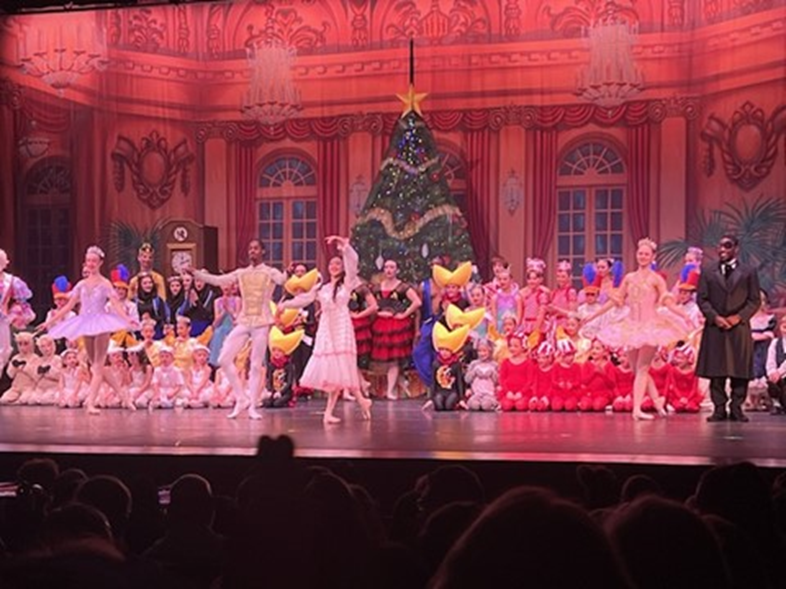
[58,348,85,408]
[127,343,154,408]
[282,236,372,424]
[41,245,137,414]
[186,344,214,407]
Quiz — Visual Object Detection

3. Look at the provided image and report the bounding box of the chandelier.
[17,20,108,96]
[576,14,644,107]
[241,36,303,126]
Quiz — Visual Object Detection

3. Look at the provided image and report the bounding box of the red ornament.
[430,172,439,181]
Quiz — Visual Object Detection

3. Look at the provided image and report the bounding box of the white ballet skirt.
[596,273,691,350]
[49,281,131,340]
[284,245,361,392]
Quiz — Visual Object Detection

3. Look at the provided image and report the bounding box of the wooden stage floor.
[1,400,785,467]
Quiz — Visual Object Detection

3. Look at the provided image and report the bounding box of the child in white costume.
[127,343,154,408]
[150,345,184,409]
[185,344,214,408]
[58,348,86,408]
[31,335,62,405]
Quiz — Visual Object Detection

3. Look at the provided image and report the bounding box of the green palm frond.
[103,217,170,270]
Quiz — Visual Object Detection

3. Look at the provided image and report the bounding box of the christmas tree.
[351,96,475,283]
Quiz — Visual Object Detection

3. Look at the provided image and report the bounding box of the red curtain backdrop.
[627,124,652,241]
[317,138,344,256]
[235,142,256,264]
[466,129,492,278]
[531,128,558,260]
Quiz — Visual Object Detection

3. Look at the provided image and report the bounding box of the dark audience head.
[415,465,485,516]
[17,458,60,493]
[620,474,662,503]
[167,474,214,527]
[418,501,482,575]
[577,464,619,509]
[75,475,132,542]
[42,503,114,549]
[606,496,731,589]
[51,468,88,509]
[431,486,630,589]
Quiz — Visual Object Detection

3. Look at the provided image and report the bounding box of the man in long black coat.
[696,235,761,422]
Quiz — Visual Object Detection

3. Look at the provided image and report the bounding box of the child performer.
[489,269,521,335]
[139,318,162,368]
[498,332,533,412]
[102,342,130,408]
[766,315,786,414]
[548,260,579,334]
[464,338,499,412]
[555,314,592,364]
[492,314,519,363]
[428,323,469,412]
[579,340,616,412]
[466,284,492,341]
[0,251,35,374]
[1,332,40,404]
[519,259,550,344]
[185,343,214,408]
[576,267,604,340]
[48,277,75,351]
[611,350,635,413]
[666,344,703,413]
[150,345,184,410]
[280,268,320,388]
[173,316,197,371]
[211,367,235,409]
[281,236,372,424]
[551,339,583,412]
[126,343,153,409]
[530,341,555,412]
[262,327,302,409]
[110,265,141,347]
[58,348,86,408]
[645,347,672,413]
[484,256,520,303]
[32,334,62,405]
[40,245,137,414]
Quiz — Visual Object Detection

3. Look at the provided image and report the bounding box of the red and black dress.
[349,283,374,370]
[371,281,415,366]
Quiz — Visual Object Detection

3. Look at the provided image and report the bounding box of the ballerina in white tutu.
[281,236,372,425]
[40,245,138,414]
[584,238,692,420]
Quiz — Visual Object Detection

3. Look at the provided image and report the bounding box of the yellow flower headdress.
[268,326,304,356]
[269,301,300,329]
[432,261,472,289]
[284,268,319,295]
[432,322,470,354]
[445,304,486,331]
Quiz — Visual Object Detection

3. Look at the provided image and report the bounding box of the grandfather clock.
[160,219,218,274]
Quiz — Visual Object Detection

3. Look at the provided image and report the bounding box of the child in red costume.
[643,347,672,412]
[498,333,533,412]
[666,343,703,413]
[611,350,634,412]
[551,339,583,412]
[529,341,555,411]
[579,339,616,412]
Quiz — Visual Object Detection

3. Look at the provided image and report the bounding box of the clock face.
[171,251,193,273]
[173,226,189,242]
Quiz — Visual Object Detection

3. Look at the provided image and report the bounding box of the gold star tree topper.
[396,84,428,117]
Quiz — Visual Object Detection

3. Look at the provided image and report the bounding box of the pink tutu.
[597,307,690,350]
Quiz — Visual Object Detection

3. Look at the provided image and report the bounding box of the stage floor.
[1,400,785,467]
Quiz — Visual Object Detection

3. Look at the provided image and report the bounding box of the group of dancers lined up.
[0,233,782,424]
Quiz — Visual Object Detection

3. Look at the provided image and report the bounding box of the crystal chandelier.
[576,14,644,107]
[17,20,108,97]
[241,36,303,126]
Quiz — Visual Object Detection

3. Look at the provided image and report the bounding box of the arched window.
[256,154,318,269]
[556,141,626,287]
[437,146,467,214]
[20,159,72,316]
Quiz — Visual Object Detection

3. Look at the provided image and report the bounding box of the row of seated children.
[0,324,305,412]
[424,316,704,414]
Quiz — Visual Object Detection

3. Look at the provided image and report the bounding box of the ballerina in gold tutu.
[584,238,692,420]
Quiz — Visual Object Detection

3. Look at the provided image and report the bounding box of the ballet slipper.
[227,400,247,419]
[248,406,262,420]
[323,414,341,425]
[86,405,101,416]
[632,410,653,421]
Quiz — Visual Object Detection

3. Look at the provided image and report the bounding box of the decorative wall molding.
[383,0,490,44]
[0,77,23,110]
[194,98,703,144]
[701,101,786,191]
[543,0,639,38]
[128,8,167,53]
[244,3,329,53]
[111,130,195,210]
